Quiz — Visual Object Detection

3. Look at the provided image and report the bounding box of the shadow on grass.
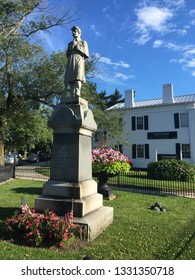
[0,207,20,220]
[11,187,42,195]
[110,184,165,194]
[0,207,20,240]
[156,215,195,259]
[174,231,195,259]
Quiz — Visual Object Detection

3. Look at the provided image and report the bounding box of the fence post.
[12,165,15,178]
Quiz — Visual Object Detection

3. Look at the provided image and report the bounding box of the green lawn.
[1,179,195,260]
[35,166,50,177]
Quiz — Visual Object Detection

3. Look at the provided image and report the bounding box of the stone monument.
[34,26,113,240]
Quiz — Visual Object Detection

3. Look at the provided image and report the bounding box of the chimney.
[124,89,135,107]
[163,84,174,103]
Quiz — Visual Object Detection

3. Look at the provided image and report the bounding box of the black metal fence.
[0,165,14,182]
[12,165,195,197]
[106,171,195,198]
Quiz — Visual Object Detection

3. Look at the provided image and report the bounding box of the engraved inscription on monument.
[59,145,71,164]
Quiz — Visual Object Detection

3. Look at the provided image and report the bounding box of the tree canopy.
[0,0,76,164]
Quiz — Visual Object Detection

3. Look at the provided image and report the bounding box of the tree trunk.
[0,142,4,166]
[0,49,15,166]
[5,50,15,109]
[0,128,4,166]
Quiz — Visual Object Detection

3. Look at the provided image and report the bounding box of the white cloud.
[184,59,195,68]
[134,33,151,45]
[102,6,109,13]
[96,54,130,68]
[153,40,192,53]
[133,6,173,45]
[93,54,133,86]
[164,42,182,52]
[135,6,173,32]
[189,10,195,16]
[191,19,195,25]
[132,0,189,45]
[114,73,129,81]
[153,40,164,48]
[151,0,185,9]
[177,28,187,36]
[90,24,102,37]
[184,48,195,57]
[95,72,133,86]
[154,39,195,76]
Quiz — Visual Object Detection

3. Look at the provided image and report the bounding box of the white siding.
[122,103,195,168]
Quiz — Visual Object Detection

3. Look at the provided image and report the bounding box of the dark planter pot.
[93,171,117,200]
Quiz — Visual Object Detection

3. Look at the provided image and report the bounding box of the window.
[174,113,189,128]
[182,144,191,158]
[132,116,149,130]
[175,143,191,159]
[113,144,123,153]
[132,144,149,159]
[137,144,144,158]
[137,117,143,130]
[180,113,189,127]
[148,131,177,139]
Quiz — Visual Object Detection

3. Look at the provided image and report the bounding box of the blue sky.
[43,0,195,101]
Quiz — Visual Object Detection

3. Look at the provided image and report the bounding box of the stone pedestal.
[34,97,113,240]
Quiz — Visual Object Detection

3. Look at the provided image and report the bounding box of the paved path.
[15,163,49,181]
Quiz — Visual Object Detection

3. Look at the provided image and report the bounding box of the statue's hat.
[71,26,81,33]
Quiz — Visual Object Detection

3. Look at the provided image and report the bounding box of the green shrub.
[147,160,195,181]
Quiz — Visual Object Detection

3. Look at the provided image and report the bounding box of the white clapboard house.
[108,84,195,169]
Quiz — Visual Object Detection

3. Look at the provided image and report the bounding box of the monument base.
[98,188,116,200]
[35,195,113,241]
[73,206,113,240]
[34,179,114,240]
[42,179,98,199]
[34,193,103,218]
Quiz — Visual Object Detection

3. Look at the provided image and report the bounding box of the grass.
[34,166,50,177]
[1,179,195,260]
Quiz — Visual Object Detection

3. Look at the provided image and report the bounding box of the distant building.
[108,84,195,168]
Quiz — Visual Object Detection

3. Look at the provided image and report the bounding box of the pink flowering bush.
[5,208,79,248]
[92,147,131,175]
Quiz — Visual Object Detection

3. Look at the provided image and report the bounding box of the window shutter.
[144,115,149,130]
[132,116,136,130]
[132,144,136,158]
[176,143,180,155]
[145,144,149,159]
[174,113,180,128]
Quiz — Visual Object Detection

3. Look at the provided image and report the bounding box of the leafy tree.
[80,83,125,147]
[98,90,108,110]
[106,88,123,108]
[98,88,124,109]
[93,108,125,147]
[4,107,53,154]
[0,0,76,165]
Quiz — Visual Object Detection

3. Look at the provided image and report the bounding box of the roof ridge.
[174,93,195,98]
[134,97,162,103]
[134,93,195,103]
[108,93,195,110]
